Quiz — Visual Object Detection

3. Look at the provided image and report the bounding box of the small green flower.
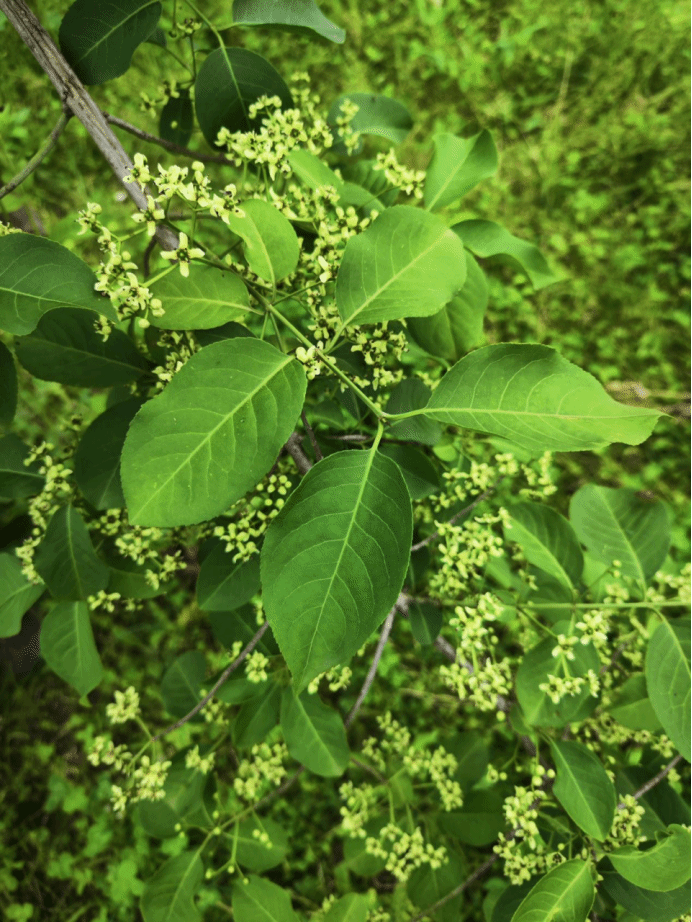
[160,232,205,277]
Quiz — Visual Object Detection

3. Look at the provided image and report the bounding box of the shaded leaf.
[34,506,109,600]
[600,866,691,922]
[424,130,498,211]
[407,851,466,922]
[443,730,489,791]
[232,0,345,42]
[322,894,370,922]
[208,604,279,656]
[609,826,691,892]
[328,93,413,152]
[0,553,44,638]
[151,264,249,330]
[385,378,443,446]
[379,444,440,501]
[160,651,206,719]
[609,674,662,732]
[137,764,208,838]
[550,740,616,840]
[408,601,443,644]
[234,817,289,871]
[140,851,203,922]
[232,874,298,922]
[233,683,281,748]
[454,219,558,290]
[159,87,194,147]
[196,543,260,612]
[504,502,583,592]
[40,600,103,695]
[280,688,350,776]
[438,789,505,846]
[0,341,17,427]
[0,434,44,501]
[645,619,691,761]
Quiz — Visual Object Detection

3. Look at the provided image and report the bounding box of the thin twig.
[0,110,71,199]
[620,754,682,807]
[301,410,323,462]
[350,756,388,784]
[104,112,233,165]
[151,622,270,742]
[411,478,505,553]
[284,431,313,475]
[409,853,500,922]
[345,605,397,728]
[252,767,305,812]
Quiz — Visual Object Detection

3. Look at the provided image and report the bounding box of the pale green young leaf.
[261,450,412,692]
[336,206,467,327]
[407,250,488,361]
[0,341,17,427]
[424,130,498,211]
[195,47,293,144]
[150,265,249,330]
[0,553,44,638]
[231,0,345,43]
[232,874,298,922]
[0,434,44,501]
[196,543,260,612]
[34,506,109,600]
[287,148,345,193]
[645,619,691,761]
[504,502,583,592]
[549,740,616,840]
[225,199,300,286]
[424,344,661,453]
[40,601,104,695]
[453,219,559,289]
[509,859,594,922]
[280,688,350,776]
[609,826,691,892]
[140,851,204,922]
[569,485,670,582]
[0,235,118,335]
[120,338,306,527]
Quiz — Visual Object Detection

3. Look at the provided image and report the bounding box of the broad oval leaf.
[151,264,249,330]
[232,0,345,43]
[0,553,44,638]
[233,683,281,749]
[120,338,307,527]
[379,444,440,501]
[34,506,109,600]
[328,93,414,153]
[225,199,300,286]
[510,859,594,922]
[160,651,206,719]
[0,434,44,501]
[609,673,662,732]
[159,87,194,147]
[438,789,505,846]
[424,344,661,453]
[74,398,144,510]
[569,485,670,582]
[15,307,149,386]
[196,542,260,611]
[59,0,162,85]
[288,148,345,193]
[549,740,616,840]
[261,450,413,692]
[407,250,488,361]
[407,850,467,922]
[140,851,204,922]
[385,378,443,446]
[600,865,691,922]
[0,235,118,335]
[504,502,583,592]
[234,816,289,872]
[137,764,208,838]
[645,619,691,761]
[424,130,499,212]
[280,688,350,776]
[336,206,467,327]
[40,600,104,695]
[609,825,691,892]
[323,894,370,922]
[454,219,558,290]
[232,874,298,922]
[195,47,293,146]
[0,341,17,427]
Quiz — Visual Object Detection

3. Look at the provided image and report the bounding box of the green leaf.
[40,600,104,695]
[34,506,109,600]
[233,683,281,748]
[15,307,149,386]
[609,673,662,732]
[424,130,499,211]
[510,859,594,922]
[160,651,206,719]
[424,344,661,453]
[137,765,207,838]
[195,47,293,145]
[145,24,166,46]
[0,235,118,335]
[407,851,467,922]
[196,543,260,612]
[151,264,249,330]
[504,502,583,592]
[121,338,307,526]
[288,148,345,193]
[336,205,467,327]
[408,601,443,644]
[159,87,194,147]
[0,434,44,501]
[73,398,143,510]
[59,0,162,85]
[328,93,413,151]
[261,450,412,692]
[232,874,298,922]
[379,444,440,501]
[0,553,44,638]
[344,160,400,207]
[491,881,537,922]
[569,485,670,582]
[105,548,171,600]
[515,622,600,727]
[233,817,289,872]
[549,740,616,840]
[453,220,558,290]
[645,619,691,761]
[385,378,443,446]
[609,826,691,892]
[407,251,488,361]
[140,851,204,922]
[194,321,255,347]
[600,866,691,922]
[0,341,17,427]
[208,604,279,656]
[438,789,505,846]
[225,199,300,286]
[280,688,350,776]
[443,730,489,790]
[322,894,370,922]
[231,0,345,42]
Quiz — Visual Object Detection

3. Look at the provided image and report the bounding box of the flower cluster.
[106,685,141,724]
[307,663,352,694]
[338,780,382,838]
[0,221,22,236]
[185,745,216,775]
[365,823,447,882]
[372,149,426,199]
[211,470,293,563]
[245,651,270,683]
[233,743,288,802]
[538,668,600,704]
[151,330,200,387]
[494,785,561,883]
[427,510,508,599]
[602,794,646,850]
[349,322,408,391]
[333,98,361,154]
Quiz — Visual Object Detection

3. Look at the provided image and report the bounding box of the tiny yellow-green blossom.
[160,232,205,278]
[106,686,141,724]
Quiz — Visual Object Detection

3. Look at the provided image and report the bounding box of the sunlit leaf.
[645,619,691,761]
[454,219,558,290]
[550,740,616,840]
[232,0,345,42]
[424,130,498,211]
[504,502,583,591]
[509,859,594,922]
[609,826,691,892]
[224,199,300,286]
[150,265,249,330]
[0,553,44,638]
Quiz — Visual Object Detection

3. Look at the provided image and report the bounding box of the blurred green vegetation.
[0,0,689,917]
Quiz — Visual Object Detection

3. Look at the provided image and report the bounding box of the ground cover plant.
[0,1,690,921]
